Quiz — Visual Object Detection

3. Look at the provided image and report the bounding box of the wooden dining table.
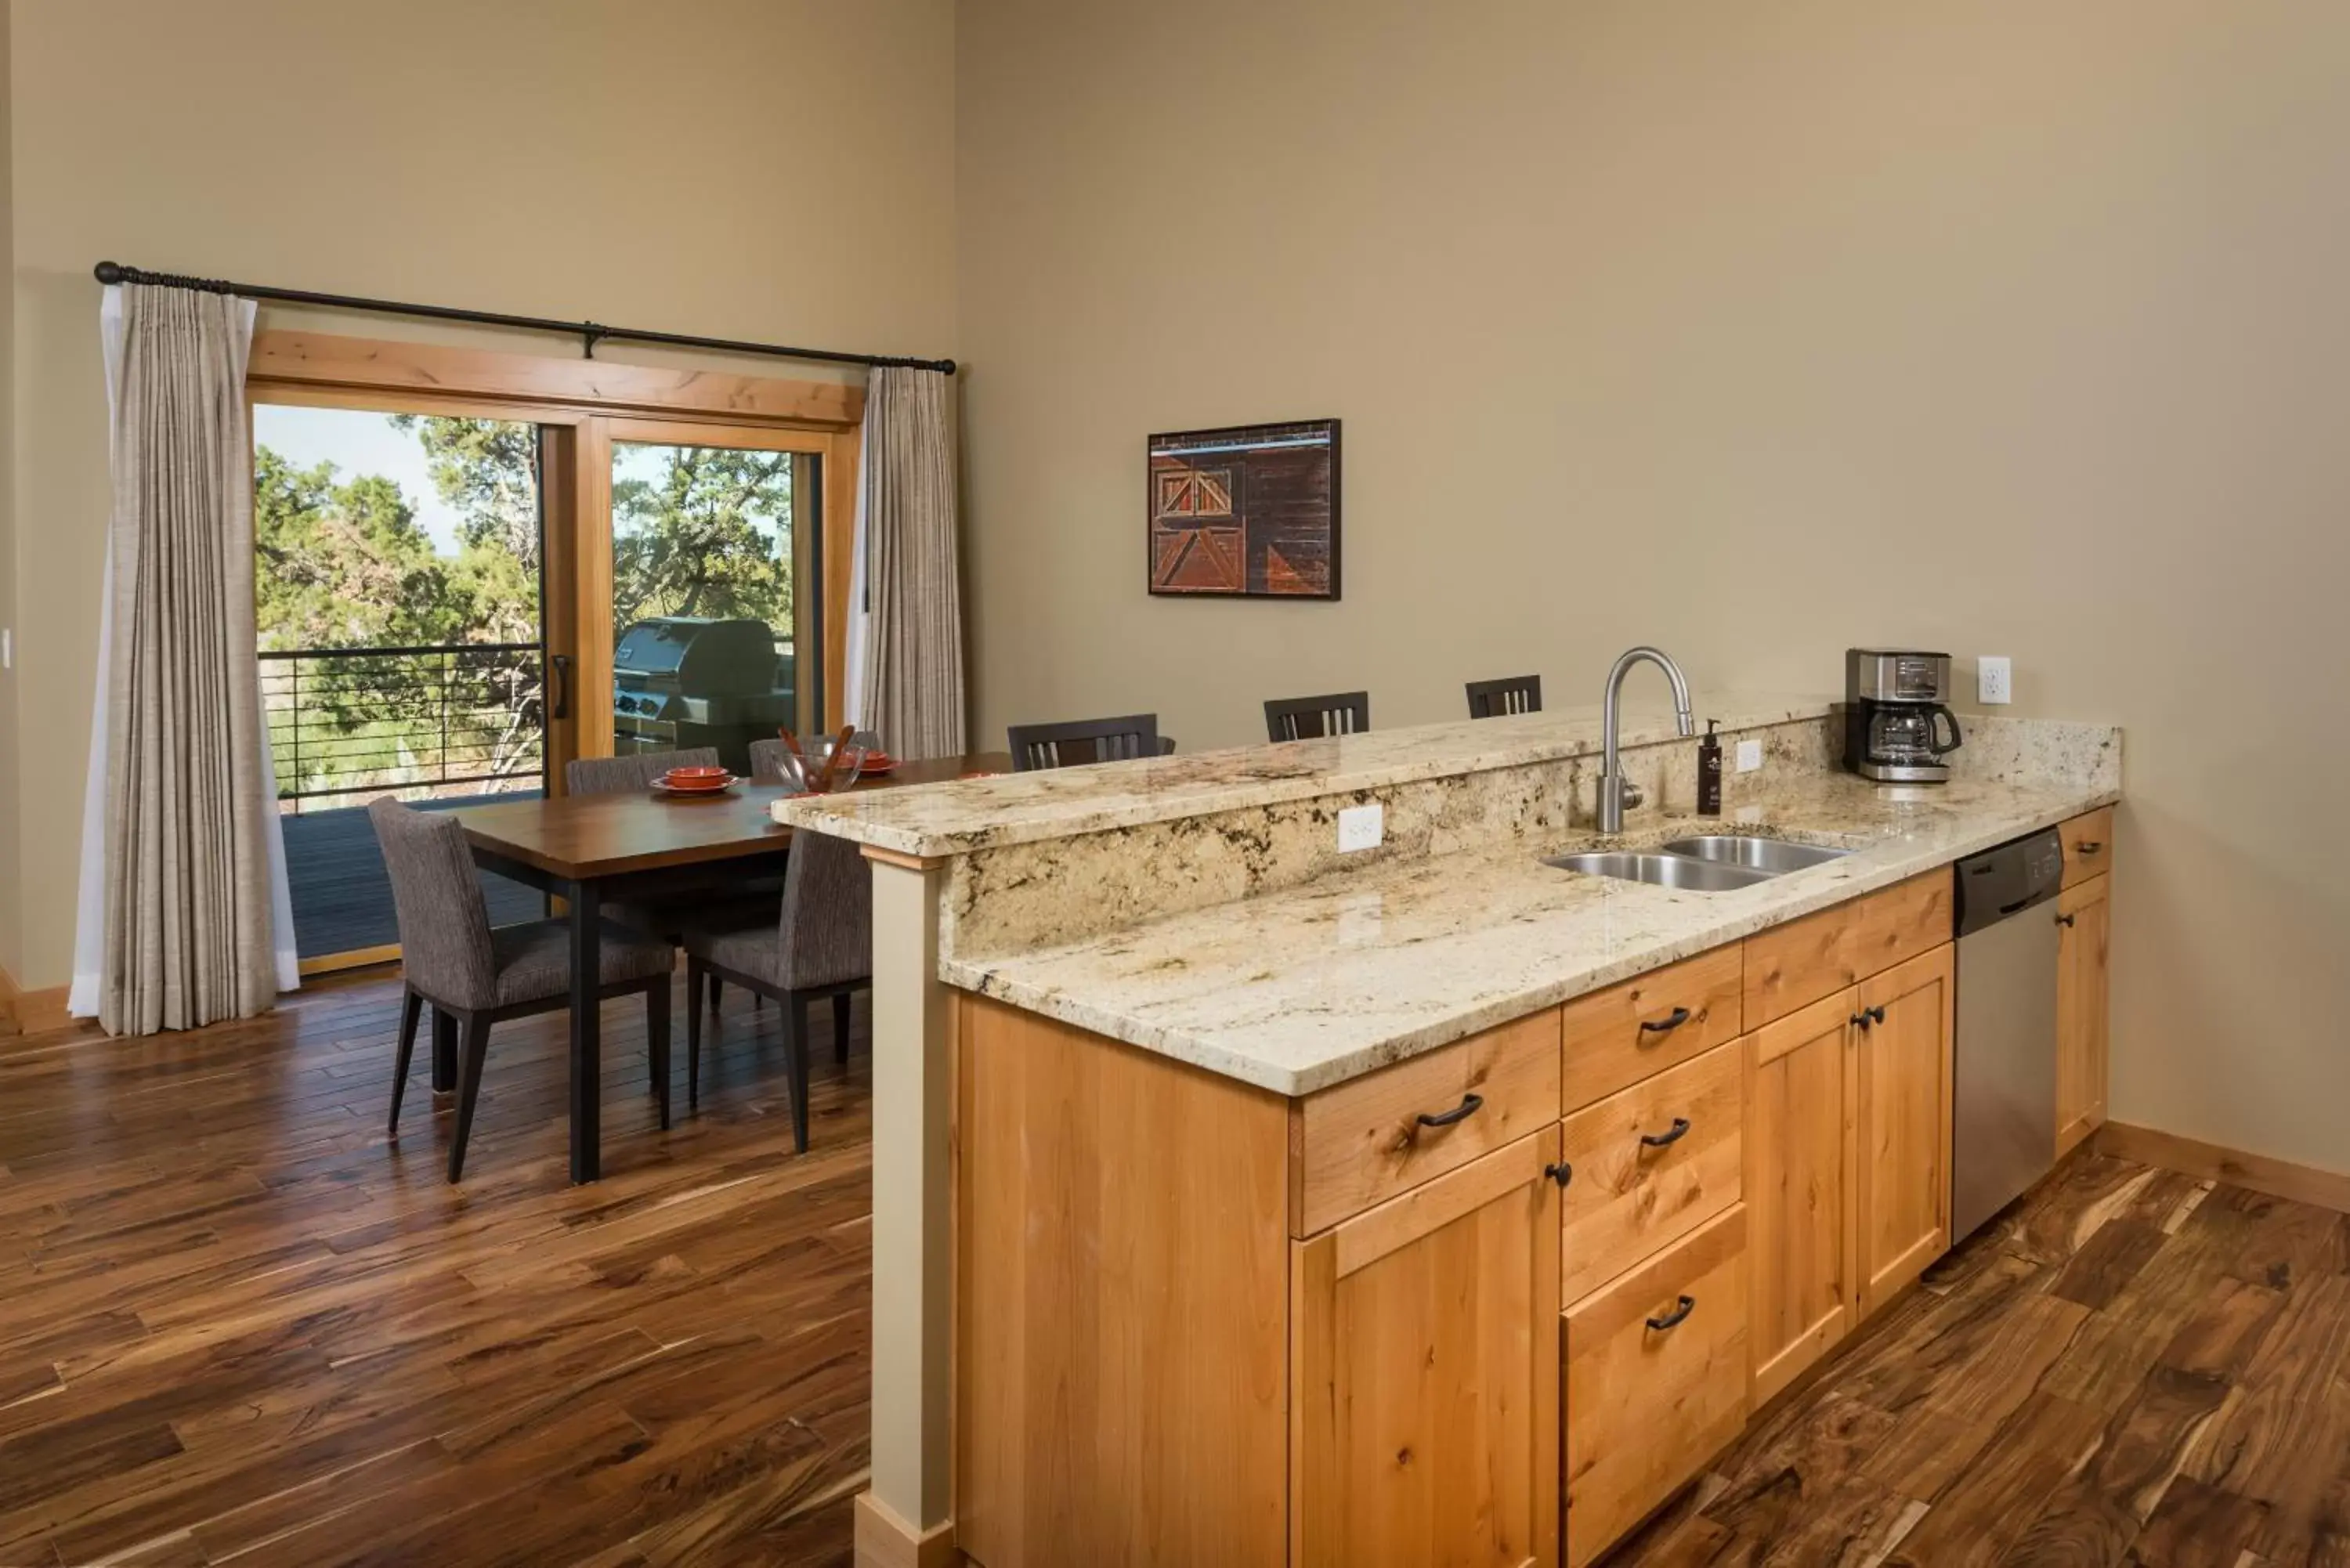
[448,752,1007,1183]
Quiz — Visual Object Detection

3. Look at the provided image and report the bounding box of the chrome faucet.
[1599,645,1695,834]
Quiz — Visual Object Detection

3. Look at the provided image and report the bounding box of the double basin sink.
[1544,834,1853,892]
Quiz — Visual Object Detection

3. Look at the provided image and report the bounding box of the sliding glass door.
[580,419,840,775]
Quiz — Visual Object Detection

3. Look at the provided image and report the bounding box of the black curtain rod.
[92,261,956,375]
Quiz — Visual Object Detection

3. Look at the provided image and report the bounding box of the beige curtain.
[96,284,278,1034]
[858,366,966,760]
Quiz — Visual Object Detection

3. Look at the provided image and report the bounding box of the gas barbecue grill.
[612,616,797,773]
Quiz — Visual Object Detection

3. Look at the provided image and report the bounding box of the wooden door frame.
[249,328,866,769]
[248,329,866,971]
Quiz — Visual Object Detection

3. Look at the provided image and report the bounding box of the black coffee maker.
[1844,649,1965,782]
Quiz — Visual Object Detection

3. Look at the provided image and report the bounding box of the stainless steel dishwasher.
[1950,828,2066,1241]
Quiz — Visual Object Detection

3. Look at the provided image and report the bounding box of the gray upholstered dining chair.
[370,797,678,1182]
[679,829,871,1153]
[564,746,721,796]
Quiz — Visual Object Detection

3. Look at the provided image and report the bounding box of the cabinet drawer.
[2059,807,2114,888]
[1560,1042,1743,1306]
[1294,1010,1561,1235]
[1742,871,1951,1028]
[1564,1206,1749,1568]
[1560,945,1744,1115]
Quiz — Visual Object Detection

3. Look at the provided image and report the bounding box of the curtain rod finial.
[94,261,125,285]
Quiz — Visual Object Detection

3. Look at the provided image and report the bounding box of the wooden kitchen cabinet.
[1292,1129,1562,1568]
[1563,1208,1749,1568]
[2056,874,2112,1158]
[1853,945,1954,1317]
[1744,990,1856,1406]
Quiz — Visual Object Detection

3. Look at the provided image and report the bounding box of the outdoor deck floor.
[281,793,547,958]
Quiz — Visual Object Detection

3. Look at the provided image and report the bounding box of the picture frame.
[1146,418,1341,600]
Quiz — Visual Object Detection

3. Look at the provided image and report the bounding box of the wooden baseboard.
[0,966,74,1037]
[852,1494,957,1568]
[2098,1122,2350,1217]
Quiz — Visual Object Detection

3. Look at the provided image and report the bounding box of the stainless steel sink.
[1543,833,1854,892]
[1654,836,1853,873]
[1542,851,1775,891]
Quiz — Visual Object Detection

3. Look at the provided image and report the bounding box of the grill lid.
[612,616,778,697]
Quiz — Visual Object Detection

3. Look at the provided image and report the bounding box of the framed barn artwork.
[1147,419,1340,599]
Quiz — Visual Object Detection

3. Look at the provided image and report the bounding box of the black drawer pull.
[2056,912,2077,928]
[1415,1093,1484,1129]
[1639,1006,1693,1037]
[2074,840,2104,855]
[1639,1116,1692,1149]
[1646,1295,1697,1333]
[1544,1162,1574,1189]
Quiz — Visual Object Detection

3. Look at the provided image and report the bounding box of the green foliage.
[255,417,798,804]
[255,446,460,650]
[613,445,794,630]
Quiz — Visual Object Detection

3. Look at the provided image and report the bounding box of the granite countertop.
[944,771,2118,1097]
[774,693,1835,858]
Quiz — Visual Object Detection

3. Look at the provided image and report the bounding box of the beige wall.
[0,0,16,988]
[955,2,2350,1173]
[5,0,957,988]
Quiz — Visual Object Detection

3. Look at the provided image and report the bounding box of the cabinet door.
[1292,1129,1561,1568]
[1745,990,1856,1407]
[1854,945,1954,1319]
[2056,875,2112,1158]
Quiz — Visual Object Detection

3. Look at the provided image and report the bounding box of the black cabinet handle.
[1640,1006,1693,1037]
[1646,1295,1697,1332]
[1416,1093,1484,1129]
[1544,1161,1574,1189]
[1851,1005,1886,1031]
[2056,912,2077,928]
[1639,1117,1693,1149]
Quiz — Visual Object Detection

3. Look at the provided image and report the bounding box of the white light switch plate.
[1337,802,1384,853]
[1979,656,2012,704]
[1734,738,1763,772]
[0,629,10,670]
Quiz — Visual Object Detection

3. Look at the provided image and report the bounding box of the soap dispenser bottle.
[1697,720,1723,816]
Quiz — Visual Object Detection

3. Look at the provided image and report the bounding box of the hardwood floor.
[0,970,870,1567]
[9,975,2347,1568]
[1607,1147,2350,1567]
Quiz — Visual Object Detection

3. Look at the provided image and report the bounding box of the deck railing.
[261,642,544,810]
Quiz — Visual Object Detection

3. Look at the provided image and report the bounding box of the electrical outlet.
[1978,656,2012,705]
[1734,738,1763,773]
[1336,802,1384,853]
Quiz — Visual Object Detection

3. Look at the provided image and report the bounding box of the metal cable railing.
[261,642,545,810]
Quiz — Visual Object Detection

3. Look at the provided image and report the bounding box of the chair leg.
[446,1013,494,1183]
[833,991,851,1065]
[785,992,812,1154]
[389,988,424,1133]
[710,974,723,1013]
[685,957,704,1109]
[431,1006,457,1093]
[648,974,672,1133]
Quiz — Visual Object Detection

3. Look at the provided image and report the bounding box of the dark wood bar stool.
[1466,674,1543,717]
[1264,690,1370,741]
[1007,713,1171,770]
